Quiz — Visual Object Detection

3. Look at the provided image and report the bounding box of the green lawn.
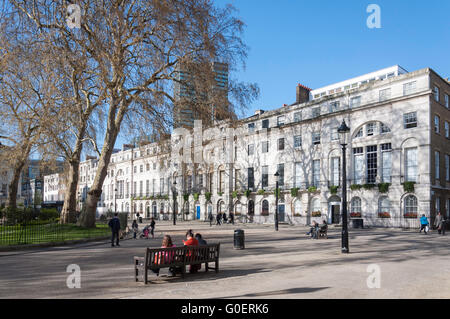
[0,222,110,246]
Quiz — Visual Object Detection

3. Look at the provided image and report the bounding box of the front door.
[332,205,341,224]
[278,204,285,222]
[196,205,201,220]
[152,204,157,219]
[248,200,254,223]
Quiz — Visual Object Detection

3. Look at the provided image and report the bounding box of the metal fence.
[0,213,111,246]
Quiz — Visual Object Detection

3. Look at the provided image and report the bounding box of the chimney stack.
[296,84,311,104]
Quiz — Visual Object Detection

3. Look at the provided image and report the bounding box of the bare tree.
[0,12,52,209]
[12,0,258,227]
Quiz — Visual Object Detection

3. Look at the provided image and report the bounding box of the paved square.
[0,221,449,299]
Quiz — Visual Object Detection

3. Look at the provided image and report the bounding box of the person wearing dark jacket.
[108,213,121,247]
[195,233,207,245]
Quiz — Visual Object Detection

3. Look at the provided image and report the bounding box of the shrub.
[350,212,362,218]
[363,183,375,190]
[307,186,317,193]
[350,184,362,191]
[290,188,299,197]
[183,194,190,202]
[118,212,128,230]
[311,211,321,217]
[232,191,239,199]
[257,189,265,195]
[39,208,60,221]
[274,188,281,197]
[205,192,212,201]
[193,193,200,201]
[329,185,338,195]
[377,183,390,193]
[244,189,251,197]
[403,182,415,193]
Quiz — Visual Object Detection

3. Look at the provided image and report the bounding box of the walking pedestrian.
[434,212,445,235]
[216,213,222,225]
[136,212,140,223]
[223,212,228,224]
[132,219,139,240]
[229,212,235,225]
[150,217,156,238]
[208,211,213,227]
[108,213,121,247]
[419,214,429,234]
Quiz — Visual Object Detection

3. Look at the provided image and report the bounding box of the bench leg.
[135,261,139,282]
[215,259,219,273]
[205,262,209,272]
[144,266,148,284]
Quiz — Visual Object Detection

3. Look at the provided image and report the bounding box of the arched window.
[311,198,321,213]
[261,200,269,216]
[378,196,390,214]
[404,195,418,217]
[294,199,302,216]
[351,197,361,217]
[235,202,242,215]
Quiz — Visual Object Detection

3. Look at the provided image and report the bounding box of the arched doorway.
[152,201,157,219]
[328,195,341,224]
[146,202,150,218]
[278,200,285,222]
[195,201,201,220]
[248,200,254,223]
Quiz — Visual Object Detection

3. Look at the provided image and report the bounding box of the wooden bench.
[134,243,220,284]
[317,225,328,239]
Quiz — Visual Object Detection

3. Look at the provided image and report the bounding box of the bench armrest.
[134,256,145,264]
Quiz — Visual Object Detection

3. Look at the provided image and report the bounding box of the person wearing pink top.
[152,235,177,276]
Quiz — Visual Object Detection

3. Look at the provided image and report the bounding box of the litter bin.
[352,218,364,229]
[234,229,245,250]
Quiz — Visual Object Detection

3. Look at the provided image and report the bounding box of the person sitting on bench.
[183,230,200,273]
[152,235,177,277]
[306,221,319,238]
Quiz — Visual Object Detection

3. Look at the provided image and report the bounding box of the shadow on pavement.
[222,287,330,298]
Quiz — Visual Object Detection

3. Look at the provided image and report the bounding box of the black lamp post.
[172,180,177,225]
[338,119,350,254]
[114,188,118,214]
[274,171,280,231]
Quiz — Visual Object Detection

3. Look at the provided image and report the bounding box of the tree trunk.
[6,143,31,210]
[77,101,126,228]
[60,159,80,224]
[6,162,24,210]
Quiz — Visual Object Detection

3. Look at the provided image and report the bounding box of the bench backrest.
[144,243,220,268]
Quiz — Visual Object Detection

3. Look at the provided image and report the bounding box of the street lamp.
[274,171,280,231]
[338,119,351,254]
[172,180,177,225]
[114,188,118,214]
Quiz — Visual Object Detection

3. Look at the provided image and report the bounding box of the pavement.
[0,220,449,299]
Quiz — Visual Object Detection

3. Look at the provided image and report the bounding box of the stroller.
[140,225,150,239]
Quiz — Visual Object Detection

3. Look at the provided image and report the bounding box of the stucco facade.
[72,66,449,228]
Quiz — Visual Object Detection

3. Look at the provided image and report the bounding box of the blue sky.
[215,0,450,114]
[110,0,449,151]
